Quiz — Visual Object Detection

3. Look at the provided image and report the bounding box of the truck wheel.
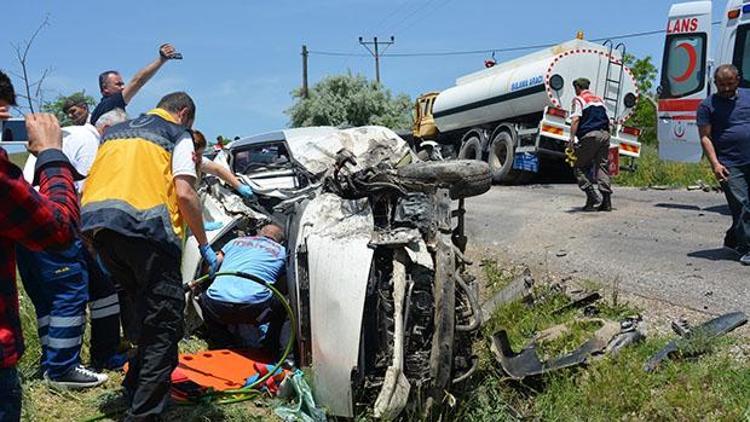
[457,136,482,161]
[488,131,515,183]
[396,160,492,199]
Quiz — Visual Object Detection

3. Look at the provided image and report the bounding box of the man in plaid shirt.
[0,70,81,421]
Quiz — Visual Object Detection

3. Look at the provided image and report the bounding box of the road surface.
[465,184,749,316]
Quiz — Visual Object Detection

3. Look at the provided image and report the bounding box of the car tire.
[396,160,492,199]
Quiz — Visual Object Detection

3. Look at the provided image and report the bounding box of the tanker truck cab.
[658,0,750,162]
[412,37,642,184]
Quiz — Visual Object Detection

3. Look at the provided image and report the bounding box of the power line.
[309,21,722,59]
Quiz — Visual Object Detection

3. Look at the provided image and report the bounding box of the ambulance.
[659,0,750,161]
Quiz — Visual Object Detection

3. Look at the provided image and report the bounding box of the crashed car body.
[182,126,491,418]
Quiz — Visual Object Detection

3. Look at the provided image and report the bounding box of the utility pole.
[301,45,309,98]
[358,36,395,84]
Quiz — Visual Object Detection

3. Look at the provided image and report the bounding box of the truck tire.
[457,136,482,161]
[396,160,492,199]
[488,131,534,184]
[488,131,515,183]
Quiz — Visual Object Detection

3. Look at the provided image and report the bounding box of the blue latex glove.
[198,244,219,277]
[237,184,254,199]
[204,220,223,231]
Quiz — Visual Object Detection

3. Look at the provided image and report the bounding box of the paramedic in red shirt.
[0,70,81,421]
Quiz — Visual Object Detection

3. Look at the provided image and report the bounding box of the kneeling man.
[200,223,286,350]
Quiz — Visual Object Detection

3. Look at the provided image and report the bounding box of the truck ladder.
[602,40,627,120]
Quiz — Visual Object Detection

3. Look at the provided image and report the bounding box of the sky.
[3,0,729,141]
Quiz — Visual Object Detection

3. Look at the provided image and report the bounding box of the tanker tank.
[432,39,639,134]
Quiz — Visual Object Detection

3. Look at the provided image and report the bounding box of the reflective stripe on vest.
[81,108,189,257]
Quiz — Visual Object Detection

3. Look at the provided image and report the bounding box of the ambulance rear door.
[658,1,711,162]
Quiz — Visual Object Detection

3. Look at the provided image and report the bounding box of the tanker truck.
[412,35,643,184]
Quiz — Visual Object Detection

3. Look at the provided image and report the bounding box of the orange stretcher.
[126,349,289,401]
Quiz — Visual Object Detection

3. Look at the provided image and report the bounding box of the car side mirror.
[656,85,664,97]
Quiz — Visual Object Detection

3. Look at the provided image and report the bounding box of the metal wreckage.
[179,125,747,419]
[181,126,491,419]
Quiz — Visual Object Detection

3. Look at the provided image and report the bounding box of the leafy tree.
[41,91,96,126]
[286,72,412,130]
[623,54,658,145]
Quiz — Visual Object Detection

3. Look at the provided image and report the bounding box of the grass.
[8,151,29,168]
[614,144,716,189]
[15,257,750,421]
[450,260,750,421]
[16,281,273,422]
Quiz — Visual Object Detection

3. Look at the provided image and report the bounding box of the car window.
[232,143,291,174]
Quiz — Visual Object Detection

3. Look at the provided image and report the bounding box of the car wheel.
[396,160,492,199]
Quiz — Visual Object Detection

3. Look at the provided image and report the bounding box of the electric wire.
[309,20,722,58]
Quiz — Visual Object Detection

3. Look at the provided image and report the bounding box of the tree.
[41,91,96,126]
[10,16,52,113]
[623,54,659,145]
[286,73,412,130]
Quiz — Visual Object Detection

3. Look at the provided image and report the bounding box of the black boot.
[598,192,612,212]
[582,188,600,211]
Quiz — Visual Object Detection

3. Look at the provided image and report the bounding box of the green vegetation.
[17,283,272,422]
[16,258,750,421]
[285,72,412,130]
[614,144,716,188]
[8,152,29,168]
[450,262,750,421]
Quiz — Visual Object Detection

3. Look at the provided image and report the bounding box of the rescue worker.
[198,223,286,351]
[81,92,218,419]
[16,119,113,388]
[697,64,750,265]
[568,77,613,211]
[17,109,129,380]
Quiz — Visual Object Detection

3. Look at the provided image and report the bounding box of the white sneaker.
[44,364,108,389]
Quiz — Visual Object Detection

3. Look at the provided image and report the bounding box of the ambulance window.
[661,33,707,98]
[732,25,750,88]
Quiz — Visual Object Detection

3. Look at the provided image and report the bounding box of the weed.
[614,144,716,188]
[467,261,750,421]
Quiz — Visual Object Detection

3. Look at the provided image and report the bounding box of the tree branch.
[11,15,51,113]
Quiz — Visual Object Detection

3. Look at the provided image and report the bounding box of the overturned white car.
[181,126,491,418]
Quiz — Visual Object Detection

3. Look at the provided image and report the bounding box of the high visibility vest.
[81,108,190,257]
[573,90,610,138]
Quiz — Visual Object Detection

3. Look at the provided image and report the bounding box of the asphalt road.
[465,184,750,316]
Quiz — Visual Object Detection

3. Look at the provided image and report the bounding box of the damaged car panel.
[182,126,492,419]
[490,318,621,380]
[644,311,748,372]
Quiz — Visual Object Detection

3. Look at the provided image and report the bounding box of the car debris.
[644,311,748,372]
[480,268,535,324]
[490,318,622,380]
[552,290,602,315]
[605,316,646,355]
[181,126,491,419]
